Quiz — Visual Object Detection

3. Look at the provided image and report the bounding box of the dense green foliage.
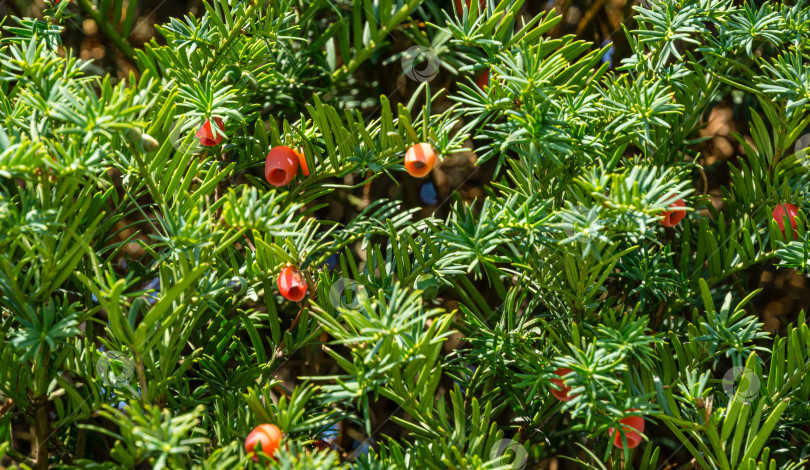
[1,0,810,468]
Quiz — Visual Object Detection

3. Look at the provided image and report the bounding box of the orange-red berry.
[196,118,225,147]
[245,424,282,462]
[475,69,490,89]
[660,198,686,227]
[550,367,578,402]
[265,146,300,186]
[404,143,437,178]
[278,265,307,302]
[609,411,645,449]
[773,203,800,237]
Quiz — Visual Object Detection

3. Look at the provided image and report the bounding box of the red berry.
[475,69,490,90]
[660,198,686,227]
[772,203,800,237]
[245,424,282,462]
[609,410,645,449]
[550,367,578,402]
[278,265,307,302]
[296,147,310,176]
[404,143,437,178]
[196,118,225,147]
[265,146,300,186]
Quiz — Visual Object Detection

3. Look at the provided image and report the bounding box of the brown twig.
[576,0,608,37]
[135,351,149,402]
[0,398,14,419]
[34,397,50,470]
[274,303,306,360]
[360,171,373,209]
[75,426,87,459]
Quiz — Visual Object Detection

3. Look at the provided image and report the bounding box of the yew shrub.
[1,0,810,469]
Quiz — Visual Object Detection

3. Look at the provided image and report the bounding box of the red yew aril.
[609,411,645,449]
[660,198,686,227]
[404,143,437,178]
[550,367,578,402]
[773,203,800,237]
[265,146,300,186]
[196,117,225,147]
[278,265,307,302]
[245,424,282,462]
[475,69,490,89]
